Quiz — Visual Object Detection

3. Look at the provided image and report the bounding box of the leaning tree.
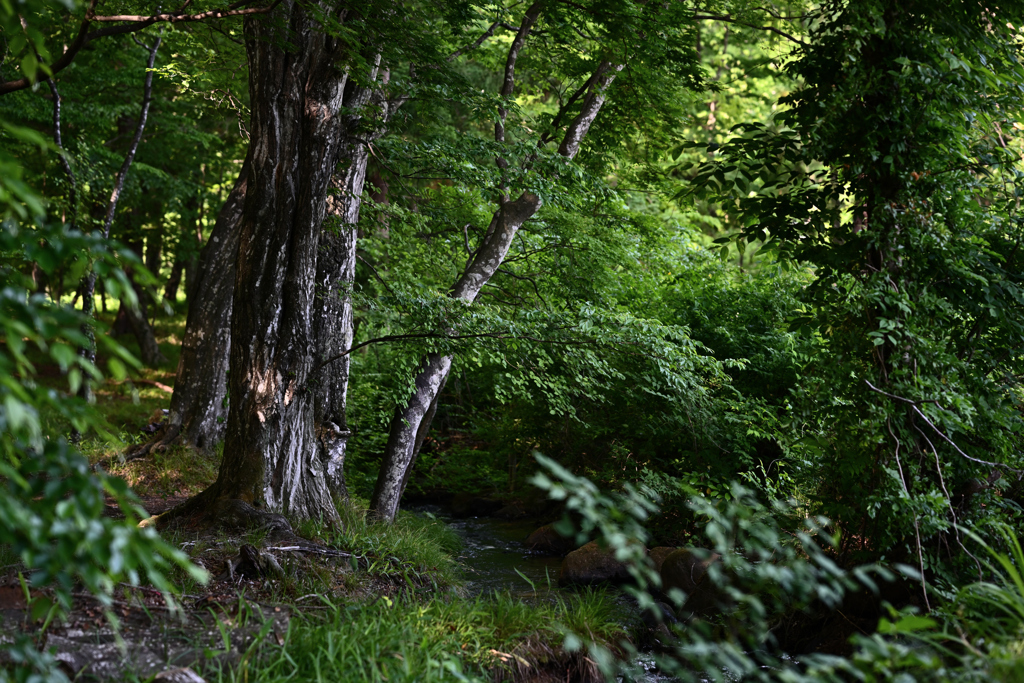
[366,0,706,521]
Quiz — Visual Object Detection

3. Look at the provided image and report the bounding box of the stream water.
[447,515,565,595]
[414,506,673,682]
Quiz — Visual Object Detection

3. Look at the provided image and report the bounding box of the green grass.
[215,589,626,683]
[300,498,466,590]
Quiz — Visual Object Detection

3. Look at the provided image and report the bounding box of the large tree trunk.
[312,169,361,502]
[171,1,354,525]
[172,160,249,448]
[368,7,620,521]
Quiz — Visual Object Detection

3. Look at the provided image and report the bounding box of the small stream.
[414,506,673,682]
[448,515,564,595]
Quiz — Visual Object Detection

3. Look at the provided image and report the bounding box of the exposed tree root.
[146,489,340,557]
[121,423,182,463]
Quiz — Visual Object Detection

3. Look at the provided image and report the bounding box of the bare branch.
[100,30,163,240]
[46,78,77,227]
[87,0,282,24]
[0,0,281,95]
[864,379,1022,473]
[886,417,930,612]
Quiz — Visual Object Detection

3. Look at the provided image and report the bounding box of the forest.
[2,0,1024,680]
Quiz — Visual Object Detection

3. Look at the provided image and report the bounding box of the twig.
[86,0,283,24]
[913,423,985,580]
[447,20,501,62]
[864,379,1021,473]
[887,417,930,611]
[45,79,77,227]
[692,13,806,45]
[1,0,280,96]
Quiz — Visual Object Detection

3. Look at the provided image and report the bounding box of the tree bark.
[312,59,402,501]
[369,194,541,522]
[313,169,360,501]
[160,159,249,452]
[368,9,621,521]
[173,1,357,526]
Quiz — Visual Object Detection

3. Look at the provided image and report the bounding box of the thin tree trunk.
[113,237,168,367]
[145,227,162,278]
[369,7,621,521]
[78,32,164,381]
[124,301,167,366]
[163,259,183,302]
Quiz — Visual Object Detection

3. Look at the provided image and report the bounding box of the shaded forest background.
[3,0,1024,680]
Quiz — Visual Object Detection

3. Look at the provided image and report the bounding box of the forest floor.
[0,307,638,682]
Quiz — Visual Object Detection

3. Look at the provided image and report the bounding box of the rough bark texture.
[188,2,353,525]
[312,61,401,501]
[125,164,248,459]
[313,170,360,501]
[368,8,621,522]
[167,160,249,450]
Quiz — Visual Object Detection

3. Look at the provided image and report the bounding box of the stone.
[495,500,528,520]
[155,668,207,683]
[525,524,574,556]
[647,546,677,574]
[659,547,722,617]
[558,541,641,585]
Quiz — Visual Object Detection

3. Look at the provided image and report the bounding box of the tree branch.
[864,379,1021,473]
[0,0,281,96]
[100,31,163,240]
[557,60,622,159]
[448,20,501,62]
[46,78,77,227]
[495,2,542,145]
[539,73,597,147]
[86,0,282,24]
[692,13,805,45]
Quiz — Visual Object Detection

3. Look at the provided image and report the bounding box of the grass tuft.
[216,589,625,683]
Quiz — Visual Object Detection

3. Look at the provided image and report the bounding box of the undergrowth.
[218,589,624,683]
[319,498,464,589]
